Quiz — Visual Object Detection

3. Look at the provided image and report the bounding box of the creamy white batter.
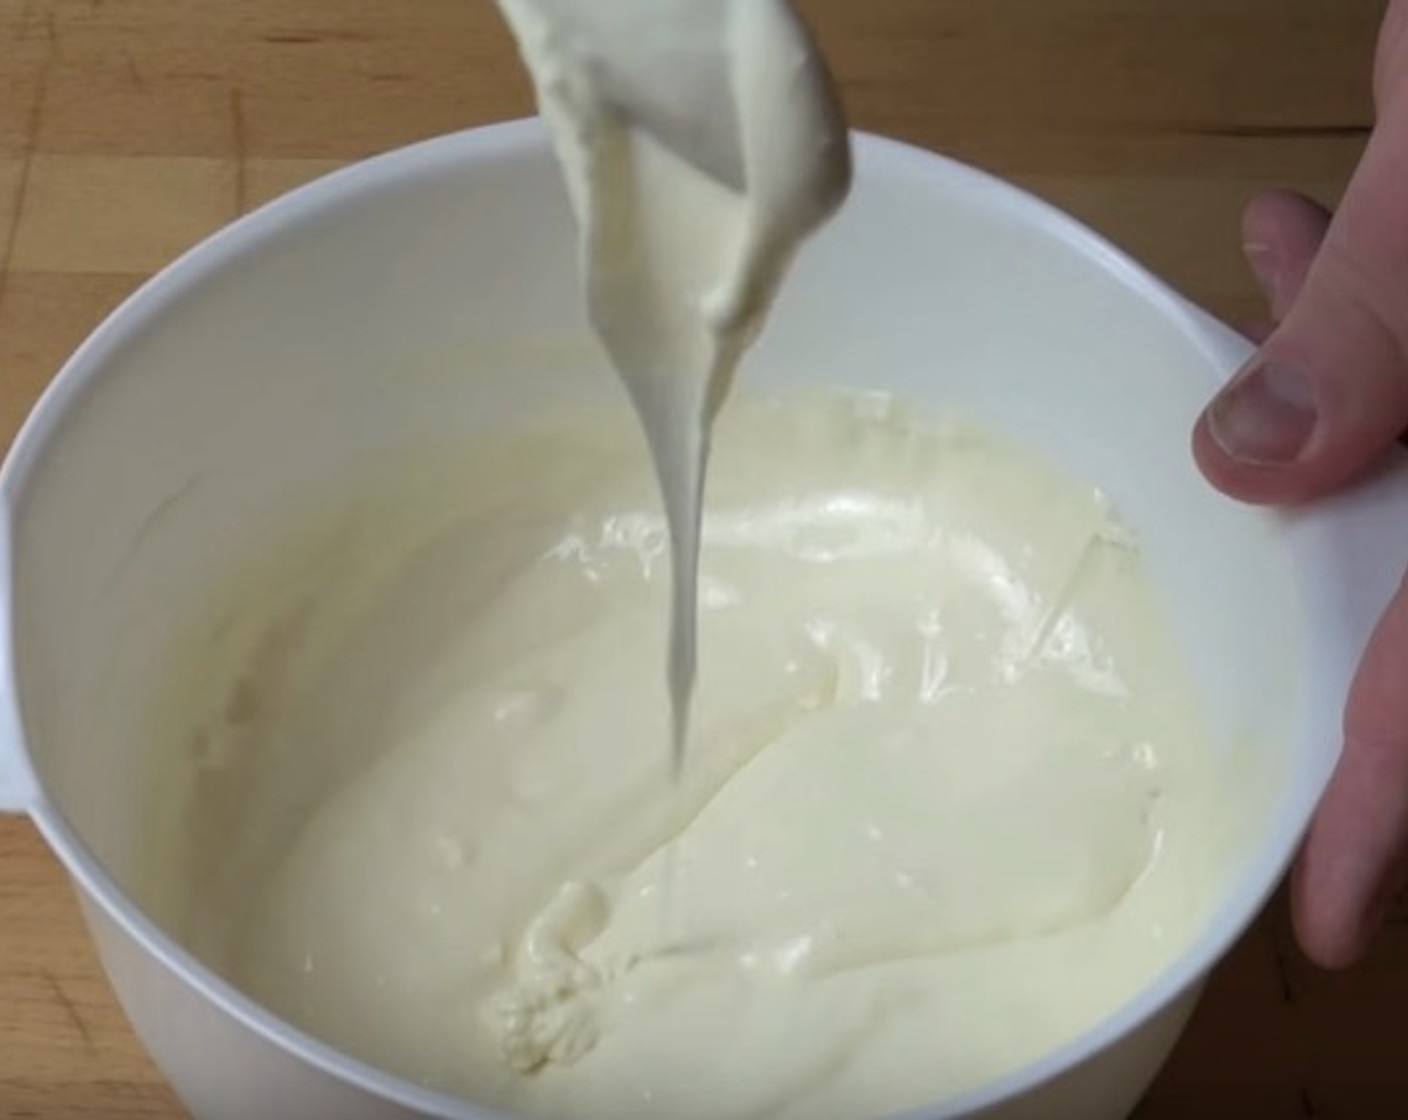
[135,5,1232,1114]
[494,0,851,769]
[148,394,1229,1120]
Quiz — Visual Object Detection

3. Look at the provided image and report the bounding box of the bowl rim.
[0,116,1374,1118]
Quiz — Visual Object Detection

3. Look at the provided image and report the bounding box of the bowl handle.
[0,746,34,814]
[1291,449,1408,666]
[0,749,35,811]
[0,659,34,814]
[1177,293,1408,674]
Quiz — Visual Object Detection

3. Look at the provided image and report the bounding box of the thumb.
[1193,90,1408,504]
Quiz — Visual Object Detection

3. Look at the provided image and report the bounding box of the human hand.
[1191,0,1408,967]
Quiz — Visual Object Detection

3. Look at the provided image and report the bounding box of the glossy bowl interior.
[5,121,1408,1120]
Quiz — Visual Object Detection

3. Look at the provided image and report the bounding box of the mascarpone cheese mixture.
[152,394,1229,1120]
[141,4,1233,1117]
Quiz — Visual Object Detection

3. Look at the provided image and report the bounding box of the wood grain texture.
[0,1,1394,1117]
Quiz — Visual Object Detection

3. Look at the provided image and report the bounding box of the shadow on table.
[1135,882,1408,1116]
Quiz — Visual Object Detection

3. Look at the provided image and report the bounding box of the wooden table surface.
[0,1,1398,1116]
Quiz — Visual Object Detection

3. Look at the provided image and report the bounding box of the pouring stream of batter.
[494,0,852,771]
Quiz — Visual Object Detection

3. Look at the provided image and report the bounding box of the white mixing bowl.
[2,120,1407,1120]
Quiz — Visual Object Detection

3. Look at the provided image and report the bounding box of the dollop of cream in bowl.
[142,395,1229,1120]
